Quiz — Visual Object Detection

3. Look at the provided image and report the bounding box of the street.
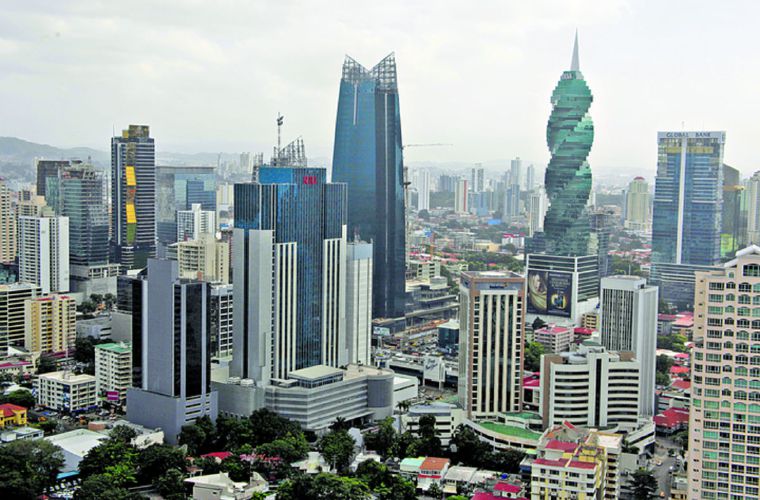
[652,437,682,498]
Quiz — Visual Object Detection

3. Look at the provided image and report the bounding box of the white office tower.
[600,276,658,416]
[510,157,522,189]
[747,171,760,244]
[176,203,216,242]
[527,187,549,236]
[0,180,16,263]
[346,242,372,365]
[417,171,431,211]
[540,342,641,432]
[458,271,524,418]
[18,215,69,294]
[455,178,469,214]
[624,176,651,232]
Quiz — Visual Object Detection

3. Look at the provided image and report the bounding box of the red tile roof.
[494,482,522,493]
[200,451,232,460]
[670,366,690,375]
[545,440,579,453]
[420,457,449,473]
[533,458,567,467]
[671,380,691,391]
[568,460,597,470]
[653,408,690,429]
[574,327,595,336]
[0,403,26,417]
[472,493,498,500]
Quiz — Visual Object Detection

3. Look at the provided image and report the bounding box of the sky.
[1,0,758,175]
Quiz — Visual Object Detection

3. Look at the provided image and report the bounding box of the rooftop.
[45,429,107,458]
[95,342,131,354]
[478,421,542,441]
[288,365,343,381]
[38,371,96,383]
[0,403,26,416]
[420,457,449,472]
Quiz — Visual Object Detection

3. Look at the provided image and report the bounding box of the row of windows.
[709,279,760,292]
[709,293,760,304]
[708,306,760,317]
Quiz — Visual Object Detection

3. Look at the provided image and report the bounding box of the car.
[660,492,665,497]
[656,460,663,466]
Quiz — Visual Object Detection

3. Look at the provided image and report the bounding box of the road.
[652,437,682,498]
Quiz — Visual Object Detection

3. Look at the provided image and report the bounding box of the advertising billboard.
[527,270,572,318]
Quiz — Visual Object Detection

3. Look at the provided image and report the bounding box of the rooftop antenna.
[277,113,284,157]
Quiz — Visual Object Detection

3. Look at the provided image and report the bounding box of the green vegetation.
[449,425,526,473]
[429,191,454,209]
[462,251,524,273]
[656,355,674,386]
[630,468,659,499]
[610,255,644,277]
[0,439,64,499]
[318,429,356,473]
[277,472,371,500]
[524,341,544,372]
[0,388,35,408]
[657,333,687,353]
[478,421,541,441]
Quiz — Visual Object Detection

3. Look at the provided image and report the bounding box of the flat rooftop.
[479,421,541,441]
[289,365,343,381]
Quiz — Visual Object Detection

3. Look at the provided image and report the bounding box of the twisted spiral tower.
[543,32,594,256]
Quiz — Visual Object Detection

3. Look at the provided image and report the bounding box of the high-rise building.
[527,187,549,236]
[525,253,599,323]
[95,342,132,405]
[747,171,760,245]
[652,131,725,266]
[600,276,658,416]
[688,245,760,499]
[590,207,616,279]
[332,53,405,319]
[455,179,469,214]
[458,271,524,418]
[176,203,216,242]
[722,164,746,259]
[438,174,455,193]
[543,33,594,257]
[510,157,522,190]
[540,342,640,432]
[126,259,218,444]
[346,242,372,366]
[170,235,229,284]
[18,215,69,294]
[24,295,76,355]
[503,184,521,219]
[35,160,69,200]
[231,167,349,384]
[0,180,15,264]
[526,164,536,192]
[209,283,233,358]
[624,176,651,232]
[111,125,156,270]
[36,371,97,413]
[417,170,431,211]
[0,284,41,352]
[475,166,485,193]
[155,165,217,247]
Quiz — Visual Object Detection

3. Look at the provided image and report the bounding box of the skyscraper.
[510,157,522,190]
[746,171,760,245]
[458,271,524,418]
[232,167,351,384]
[543,33,594,256]
[332,53,405,319]
[455,178,469,214]
[688,245,760,499]
[417,170,431,211]
[126,259,218,444]
[35,159,69,199]
[722,164,746,259]
[0,180,15,264]
[155,165,217,248]
[600,276,658,416]
[24,295,76,356]
[18,215,69,294]
[651,131,725,266]
[111,125,156,270]
[346,242,373,366]
[176,203,216,242]
[525,164,536,192]
[624,176,651,232]
[527,187,548,236]
[0,283,42,352]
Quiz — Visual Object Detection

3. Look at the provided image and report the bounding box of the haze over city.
[1,0,758,173]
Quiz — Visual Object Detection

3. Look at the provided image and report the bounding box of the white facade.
[18,215,69,294]
[94,342,132,404]
[176,203,216,242]
[600,275,658,416]
[510,157,522,189]
[624,177,651,232]
[747,171,760,245]
[454,179,469,214]
[527,187,548,236]
[417,170,430,211]
[36,371,97,413]
[346,242,372,366]
[540,342,641,432]
[172,235,229,284]
[0,181,15,263]
[210,284,234,358]
[458,271,524,418]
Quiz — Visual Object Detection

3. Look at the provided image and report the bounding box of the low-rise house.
[417,457,450,492]
[0,403,27,427]
[184,471,268,500]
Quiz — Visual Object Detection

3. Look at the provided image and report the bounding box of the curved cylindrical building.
[543,33,594,257]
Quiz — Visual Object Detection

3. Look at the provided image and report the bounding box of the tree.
[104,293,116,309]
[79,300,97,315]
[416,414,443,457]
[255,432,309,463]
[75,474,142,500]
[318,429,356,472]
[136,443,186,485]
[154,468,186,499]
[428,482,443,499]
[37,355,57,374]
[220,454,249,482]
[1,388,35,408]
[277,473,370,500]
[490,448,526,474]
[110,424,139,443]
[90,293,104,306]
[248,408,302,447]
[179,415,216,455]
[78,437,138,481]
[0,439,65,499]
[193,456,222,475]
[38,418,59,435]
[330,416,349,431]
[630,468,658,499]
[395,431,420,459]
[450,425,490,467]
[74,336,108,365]
[363,417,398,459]
[524,341,545,372]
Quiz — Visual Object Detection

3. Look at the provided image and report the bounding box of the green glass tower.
[543,32,594,256]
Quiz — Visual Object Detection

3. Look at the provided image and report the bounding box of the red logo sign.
[302,176,317,185]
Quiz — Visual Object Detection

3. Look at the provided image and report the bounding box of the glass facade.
[652,131,725,266]
[235,167,347,370]
[543,36,594,257]
[332,53,405,319]
[156,166,216,245]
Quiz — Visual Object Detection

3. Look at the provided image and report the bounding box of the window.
[753,308,760,317]
[711,282,726,290]
[726,306,735,313]
[739,307,751,316]
[740,283,753,292]
[737,379,748,388]
[710,294,724,303]
[741,295,753,304]
[709,306,724,315]
[745,265,760,277]
[727,293,736,301]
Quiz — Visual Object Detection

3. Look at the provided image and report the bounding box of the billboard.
[527,270,572,318]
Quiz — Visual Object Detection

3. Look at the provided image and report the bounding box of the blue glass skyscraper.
[332,53,405,319]
[652,131,725,266]
[156,165,217,247]
[232,168,348,384]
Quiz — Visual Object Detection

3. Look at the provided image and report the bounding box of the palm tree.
[330,416,347,431]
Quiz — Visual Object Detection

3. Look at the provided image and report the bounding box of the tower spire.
[571,29,580,71]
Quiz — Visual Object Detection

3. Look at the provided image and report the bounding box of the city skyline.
[1,1,759,173]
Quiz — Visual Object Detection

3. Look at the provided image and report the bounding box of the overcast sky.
[1,0,758,175]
